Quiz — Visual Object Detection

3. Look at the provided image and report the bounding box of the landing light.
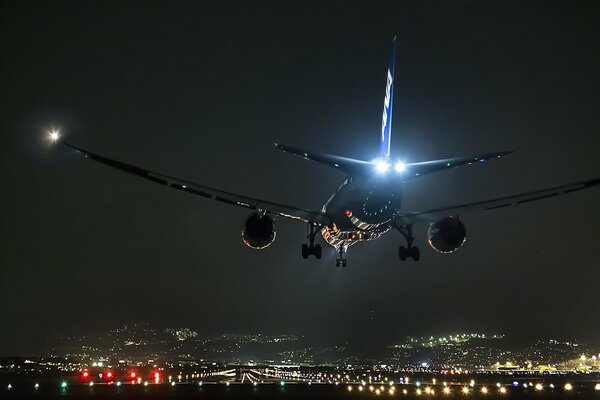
[394,161,406,173]
[373,159,391,174]
[49,130,60,142]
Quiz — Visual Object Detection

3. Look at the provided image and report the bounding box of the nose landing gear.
[301,224,322,259]
[395,224,420,261]
[335,247,347,267]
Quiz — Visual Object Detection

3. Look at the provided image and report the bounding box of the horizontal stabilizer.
[276,142,513,179]
[403,150,514,178]
[274,143,371,175]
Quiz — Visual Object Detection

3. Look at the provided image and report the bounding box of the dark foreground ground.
[2,382,600,400]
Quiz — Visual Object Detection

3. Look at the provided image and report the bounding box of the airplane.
[48,37,599,267]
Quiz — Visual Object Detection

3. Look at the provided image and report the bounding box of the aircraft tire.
[399,246,407,261]
[410,246,420,261]
[301,244,309,259]
[315,244,322,259]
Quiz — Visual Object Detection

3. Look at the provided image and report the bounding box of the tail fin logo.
[381,69,393,143]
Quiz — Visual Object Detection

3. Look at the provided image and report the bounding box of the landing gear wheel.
[301,244,309,259]
[335,247,347,267]
[399,246,407,261]
[409,246,420,261]
[395,224,420,262]
[301,224,323,260]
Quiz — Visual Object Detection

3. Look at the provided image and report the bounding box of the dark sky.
[1,0,599,356]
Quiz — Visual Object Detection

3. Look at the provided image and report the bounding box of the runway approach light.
[394,161,406,173]
[373,158,391,174]
[49,130,60,142]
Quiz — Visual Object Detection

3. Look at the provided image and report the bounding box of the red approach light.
[344,209,352,216]
[81,370,90,379]
[130,372,137,379]
[154,371,160,384]
[106,371,113,379]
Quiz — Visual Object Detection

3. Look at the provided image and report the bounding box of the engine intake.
[427,216,466,253]
[242,213,276,249]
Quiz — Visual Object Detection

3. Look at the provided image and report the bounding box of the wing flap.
[395,177,600,224]
[59,140,332,226]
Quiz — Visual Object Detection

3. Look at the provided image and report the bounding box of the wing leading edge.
[395,177,600,225]
[58,141,332,226]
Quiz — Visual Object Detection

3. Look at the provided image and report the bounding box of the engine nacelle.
[242,213,276,249]
[427,216,466,253]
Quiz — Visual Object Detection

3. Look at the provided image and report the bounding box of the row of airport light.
[7,381,600,392]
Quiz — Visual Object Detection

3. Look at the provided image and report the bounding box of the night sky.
[1,0,599,356]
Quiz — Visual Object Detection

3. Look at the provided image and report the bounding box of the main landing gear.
[396,224,420,261]
[301,224,322,259]
[335,247,347,268]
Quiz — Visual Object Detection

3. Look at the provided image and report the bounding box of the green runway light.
[280,381,285,387]
[60,381,68,389]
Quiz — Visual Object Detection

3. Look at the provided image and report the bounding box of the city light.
[347,385,352,392]
[443,386,451,394]
[499,387,507,394]
[462,386,469,394]
[481,386,488,394]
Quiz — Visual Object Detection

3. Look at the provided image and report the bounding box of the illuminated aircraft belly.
[321,223,392,249]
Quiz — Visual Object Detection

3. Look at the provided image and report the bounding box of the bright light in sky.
[373,158,390,174]
[49,130,60,142]
[394,161,406,172]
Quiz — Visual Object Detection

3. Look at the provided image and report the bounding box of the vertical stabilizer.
[380,37,396,158]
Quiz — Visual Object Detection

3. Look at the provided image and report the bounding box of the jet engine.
[427,216,466,253]
[242,212,276,249]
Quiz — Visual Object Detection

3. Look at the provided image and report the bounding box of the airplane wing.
[57,141,332,226]
[394,177,600,225]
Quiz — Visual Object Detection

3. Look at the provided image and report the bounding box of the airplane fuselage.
[321,175,403,250]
